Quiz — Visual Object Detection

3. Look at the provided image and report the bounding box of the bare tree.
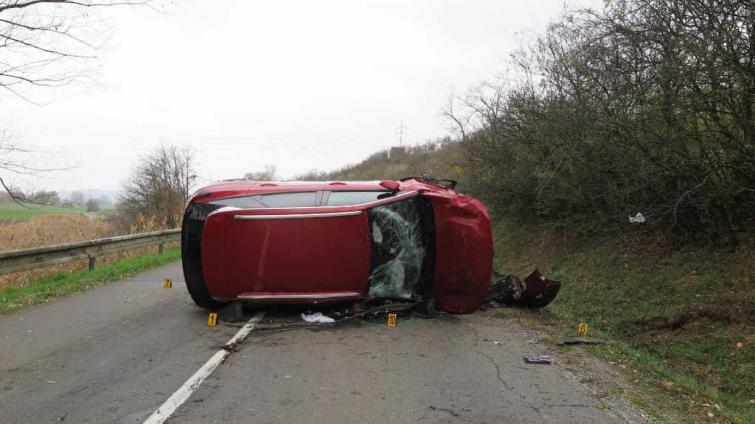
[0,0,149,100]
[68,190,84,205]
[0,0,149,197]
[85,197,98,212]
[117,144,195,230]
[244,165,277,181]
[449,0,754,240]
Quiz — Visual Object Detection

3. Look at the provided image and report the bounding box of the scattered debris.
[487,269,561,308]
[523,355,552,364]
[629,212,646,223]
[558,337,605,346]
[300,312,335,324]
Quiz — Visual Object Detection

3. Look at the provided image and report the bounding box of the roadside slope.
[493,221,755,423]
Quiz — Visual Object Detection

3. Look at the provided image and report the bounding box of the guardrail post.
[158,241,164,254]
[88,255,96,271]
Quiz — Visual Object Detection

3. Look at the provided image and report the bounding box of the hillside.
[302,139,465,186]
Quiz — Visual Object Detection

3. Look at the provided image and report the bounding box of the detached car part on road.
[181,178,493,313]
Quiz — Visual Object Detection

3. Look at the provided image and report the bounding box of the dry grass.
[0,215,117,251]
[0,215,176,292]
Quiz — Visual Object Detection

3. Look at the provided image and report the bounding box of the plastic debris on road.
[300,312,335,324]
[523,355,552,364]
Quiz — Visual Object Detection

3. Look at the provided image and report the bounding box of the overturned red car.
[181,178,493,313]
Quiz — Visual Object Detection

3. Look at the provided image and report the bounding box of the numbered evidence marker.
[578,322,588,335]
[163,278,172,288]
[387,313,398,328]
[208,312,218,327]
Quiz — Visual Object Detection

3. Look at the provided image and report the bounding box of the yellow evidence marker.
[387,313,398,328]
[208,312,218,327]
[163,278,172,288]
[578,322,588,335]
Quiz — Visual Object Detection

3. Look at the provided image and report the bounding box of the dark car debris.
[216,267,562,330]
[485,269,561,308]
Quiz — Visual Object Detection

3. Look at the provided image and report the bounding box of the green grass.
[0,202,114,220]
[0,248,180,314]
[0,203,91,220]
[492,221,754,423]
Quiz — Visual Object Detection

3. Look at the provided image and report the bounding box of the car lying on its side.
[181,178,493,313]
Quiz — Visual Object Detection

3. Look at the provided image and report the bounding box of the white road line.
[143,311,265,424]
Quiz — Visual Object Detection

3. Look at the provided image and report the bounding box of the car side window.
[209,191,317,208]
[259,192,317,208]
[209,196,266,208]
[326,191,387,206]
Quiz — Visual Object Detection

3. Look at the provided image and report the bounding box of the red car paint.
[182,179,493,313]
[201,207,371,301]
[424,191,494,313]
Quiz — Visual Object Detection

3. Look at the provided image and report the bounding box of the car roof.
[191,180,391,203]
[190,178,455,204]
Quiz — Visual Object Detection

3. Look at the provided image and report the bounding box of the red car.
[181,178,493,313]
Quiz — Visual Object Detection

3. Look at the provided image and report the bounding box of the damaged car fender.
[423,191,494,313]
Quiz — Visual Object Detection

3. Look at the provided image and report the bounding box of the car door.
[200,190,420,302]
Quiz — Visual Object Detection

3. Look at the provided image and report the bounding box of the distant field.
[0,203,112,221]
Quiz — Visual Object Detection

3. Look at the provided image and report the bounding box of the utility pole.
[397,120,406,146]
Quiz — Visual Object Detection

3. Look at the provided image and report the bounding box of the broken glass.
[367,199,427,299]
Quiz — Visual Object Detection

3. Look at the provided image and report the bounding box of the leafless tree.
[0,0,149,199]
[448,0,754,240]
[85,197,98,212]
[68,190,84,205]
[0,0,149,100]
[244,165,277,181]
[117,144,195,230]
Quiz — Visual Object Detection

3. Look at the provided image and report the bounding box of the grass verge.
[0,247,180,314]
[492,221,754,423]
[0,203,114,220]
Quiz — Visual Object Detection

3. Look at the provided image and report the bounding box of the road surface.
[0,262,645,423]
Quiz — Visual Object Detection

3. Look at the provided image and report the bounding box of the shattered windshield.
[367,198,433,300]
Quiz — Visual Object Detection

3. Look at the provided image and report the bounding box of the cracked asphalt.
[0,262,646,423]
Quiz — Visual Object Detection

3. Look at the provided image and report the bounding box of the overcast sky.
[1,0,599,193]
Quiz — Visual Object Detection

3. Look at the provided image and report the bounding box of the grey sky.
[2,0,599,192]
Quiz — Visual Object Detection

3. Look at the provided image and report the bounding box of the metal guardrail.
[0,229,181,275]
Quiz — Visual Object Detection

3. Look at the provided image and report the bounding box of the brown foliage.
[116,144,195,231]
[450,0,755,240]
[0,215,116,251]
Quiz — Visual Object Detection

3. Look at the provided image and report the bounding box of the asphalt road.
[0,262,645,423]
